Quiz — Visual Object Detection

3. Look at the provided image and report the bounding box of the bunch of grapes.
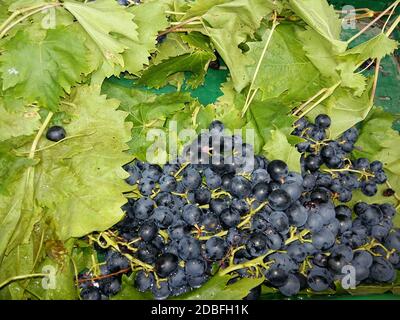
[78,118,400,300]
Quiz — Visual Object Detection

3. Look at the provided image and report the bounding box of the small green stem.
[0,273,48,289]
[29,112,54,159]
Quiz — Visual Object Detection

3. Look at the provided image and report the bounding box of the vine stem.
[385,14,400,37]
[369,58,381,108]
[29,112,54,159]
[297,82,341,119]
[346,0,400,44]
[158,16,202,37]
[0,273,48,289]
[219,250,274,276]
[382,2,399,33]
[293,88,328,116]
[0,3,62,39]
[242,12,278,118]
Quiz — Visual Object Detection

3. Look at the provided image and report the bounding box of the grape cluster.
[78,118,400,300]
[293,114,387,200]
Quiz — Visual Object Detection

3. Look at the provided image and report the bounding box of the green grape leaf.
[308,79,373,139]
[101,82,194,161]
[138,50,215,89]
[34,86,132,239]
[245,24,323,103]
[120,0,169,76]
[151,33,192,65]
[175,274,264,300]
[26,239,78,300]
[63,0,138,81]
[0,103,41,142]
[201,0,280,92]
[263,129,302,172]
[288,0,347,52]
[0,24,90,110]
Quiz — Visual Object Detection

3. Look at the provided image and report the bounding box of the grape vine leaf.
[201,0,279,92]
[138,50,215,89]
[63,0,138,82]
[0,24,90,110]
[175,274,264,300]
[245,24,323,103]
[101,82,194,161]
[351,109,400,225]
[119,0,169,76]
[288,0,347,52]
[34,85,132,239]
[263,129,302,172]
[0,104,41,141]
[308,79,373,139]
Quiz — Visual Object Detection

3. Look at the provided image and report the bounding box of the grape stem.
[323,167,375,179]
[158,16,202,37]
[0,273,49,289]
[219,250,275,276]
[0,3,62,39]
[29,112,54,159]
[346,0,400,44]
[241,12,278,118]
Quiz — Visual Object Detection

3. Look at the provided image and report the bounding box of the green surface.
[104,1,400,300]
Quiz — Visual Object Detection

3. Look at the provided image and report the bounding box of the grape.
[327,253,347,274]
[124,163,142,185]
[251,214,269,232]
[335,205,352,219]
[138,177,156,196]
[278,274,301,297]
[159,175,177,192]
[168,267,187,288]
[370,160,383,172]
[354,202,369,215]
[139,222,158,242]
[210,198,229,215]
[187,275,208,288]
[230,199,249,216]
[201,213,220,232]
[251,169,271,186]
[135,271,155,292]
[229,176,252,199]
[178,237,201,261]
[220,208,241,229]
[305,213,324,232]
[267,160,289,182]
[268,211,289,233]
[152,281,171,300]
[106,251,130,273]
[81,287,102,300]
[137,244,158,264]
[304,154,322,172]
[267,253,298,272]
[268,189,292,211]
[312,253,328,268]
[359,205,382,226]
[204,169,222,189]
[369,257,395,283]
[168,221,190,240]
[100,277,121,296]
[287,242,308,263]
[185,259,207,277]
[264,228,282,250]
[385,229,400,252]
[205,237,228,260]
[142,165,162,181]
[361,181,377,197]
[182,168,202,190]
[153,206,174,228]
[281,180,302,201]
[312,227,335,250]
[182,204,202,226]
[303,173,317,191]
[352,251,373,268]
[252,183,269,202]
[307,268,333,292]
[209,120,225,135]
[221,173,234,191]
[286,202,308,227]
[294,117,309,131]
[310,187,330,203]
[46,125,66,142]
[155,253,179,278]
[246,232,269,257]
[265,267,289,287]
[194,188,212,205]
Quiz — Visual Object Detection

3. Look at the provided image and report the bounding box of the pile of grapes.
[78,116,400,300]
